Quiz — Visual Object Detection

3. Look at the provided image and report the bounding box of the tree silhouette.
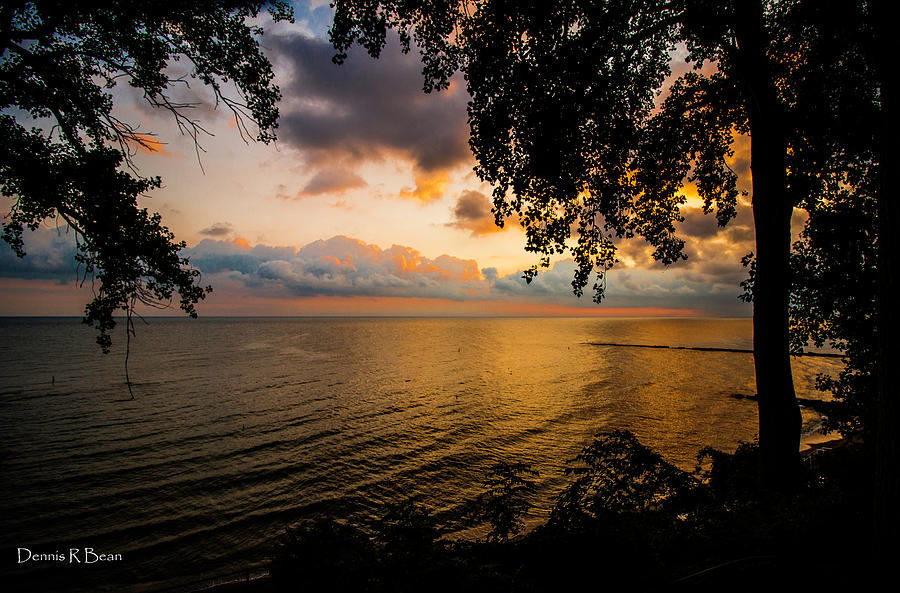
[468,461,538,542]
[1,1,293,351]
[755,2,880,439]
[867,0,898,568]
[329,0,879,490]
[754,0,897,559]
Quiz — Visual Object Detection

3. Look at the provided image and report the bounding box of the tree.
[0,0,293,351]
[736,0,897,561]
[770,0,898,561]
[790,192,878,439]
[757,2,880,442]
[866,0,898,566]
[329,0,839,489]
[468,461,538,542]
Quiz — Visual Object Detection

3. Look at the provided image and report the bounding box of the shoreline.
[800,433,850,455]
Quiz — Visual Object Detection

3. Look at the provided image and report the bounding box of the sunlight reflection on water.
[0,317,841,591]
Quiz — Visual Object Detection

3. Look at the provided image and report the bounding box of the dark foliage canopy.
[331,0,771,298]
[332,1,875,301]
[0,0,292,350]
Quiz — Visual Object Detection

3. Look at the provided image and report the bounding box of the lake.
[0,317,841,591]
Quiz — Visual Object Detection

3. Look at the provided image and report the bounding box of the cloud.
[198,222,235,237]
[294,168,367,197]
[398,170,450,203]
[274,184,293,200]
[181,235,750,315]
[0,229,751,316]
[678,207,722,239]
[0,227,77,283]
[187,235,485,299]
[329,200,355,210]
[187,237,295,275]
[728,132,752,184]
[129,133,172,156]
[267,32,471,199]
[447,190,504,236]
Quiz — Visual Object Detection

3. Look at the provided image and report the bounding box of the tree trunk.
[734,0,802,490]
[750,120,801,488]
[871,0,899,567]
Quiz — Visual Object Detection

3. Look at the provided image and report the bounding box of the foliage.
[272,498,480,593]
[272,434,873,590]
[374,496,444,562]
[550,430,699,528]
[467,461,538,542]
[790,193,878,438]
[271,518,377,592]
[329,0,842,298]
[0,1,292,350]
[695,441,761,500]
[782,4,879,439]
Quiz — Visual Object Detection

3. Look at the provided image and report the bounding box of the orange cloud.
[181,235,751,314]
[398,170,450,202]
[1,229,752,317]
[392,249,439,274]
[228,237,253,251]
[130,133,171,156]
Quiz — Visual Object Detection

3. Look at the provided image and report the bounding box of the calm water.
[0,317,841,591]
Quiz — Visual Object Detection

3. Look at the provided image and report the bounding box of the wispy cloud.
[294,168,367,198]
[198,222,235,237]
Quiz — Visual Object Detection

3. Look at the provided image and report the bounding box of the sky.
[0,1,802,318]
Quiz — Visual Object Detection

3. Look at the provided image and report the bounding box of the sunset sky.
[0,0,804,318]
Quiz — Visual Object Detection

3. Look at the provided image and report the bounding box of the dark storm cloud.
[267,32,471,173]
